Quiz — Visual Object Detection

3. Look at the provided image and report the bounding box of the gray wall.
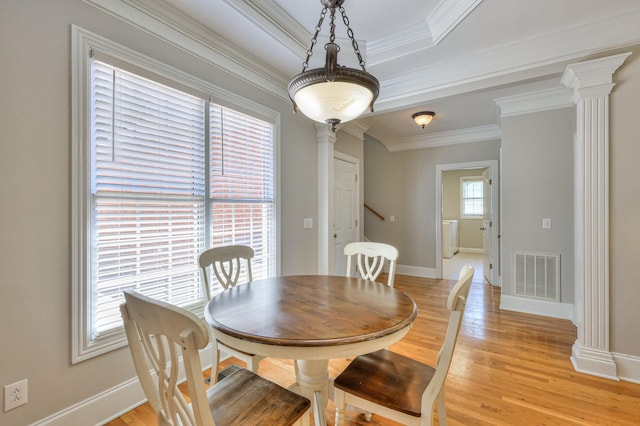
[0,1,318,424]
[500,108,575,302]
[363,137,501,269]
[442,169,486,250]
[610,46,640,357]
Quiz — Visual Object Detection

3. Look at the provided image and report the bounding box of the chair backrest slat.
[199,245,255,298]
[344,242,399,287]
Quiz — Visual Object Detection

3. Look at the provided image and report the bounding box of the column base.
[570,340,619,381]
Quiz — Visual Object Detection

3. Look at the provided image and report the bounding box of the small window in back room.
[460,177,483,218]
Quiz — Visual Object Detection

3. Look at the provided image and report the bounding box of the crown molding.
[221,0,309,56]
[384,124,501,152]
[377,8,640,111]
[339,121,370,140]
[222,0,370,68]
[428,0,483,45]
[223,0,480,68]
[221,0,433,69]
[83,0,290,100]
[367,21,432,66]
[494,87,574,119]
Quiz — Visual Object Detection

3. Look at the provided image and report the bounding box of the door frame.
[435,160,500,285]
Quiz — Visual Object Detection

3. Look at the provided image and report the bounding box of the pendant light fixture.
[288,0,379,132]
[412,111,435,128]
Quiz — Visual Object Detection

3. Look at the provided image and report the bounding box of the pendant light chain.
[329,6,337,43]
[301,7,328,73]
[339,5,367,71]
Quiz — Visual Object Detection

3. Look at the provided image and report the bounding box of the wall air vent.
[512,252,560,301]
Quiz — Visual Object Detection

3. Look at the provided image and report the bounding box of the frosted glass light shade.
[288,65,379,129]
[412,111,435,128]
[293,81,374,124]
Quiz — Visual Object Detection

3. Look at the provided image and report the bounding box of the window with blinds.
[87,59,276,341]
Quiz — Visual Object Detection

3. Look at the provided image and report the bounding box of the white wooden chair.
[333,266,475,426]
[120,290,310,426]
[344,241,399,287]
[199,245,254,297]
[199,245,263,383]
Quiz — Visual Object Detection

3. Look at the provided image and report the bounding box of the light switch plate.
[303,218,313,229]
[542,218,552,229]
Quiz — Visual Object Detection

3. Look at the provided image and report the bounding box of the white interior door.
[482,168,493,284]
[333,158,357,276]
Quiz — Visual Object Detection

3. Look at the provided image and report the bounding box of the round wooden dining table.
[204,275,418,424]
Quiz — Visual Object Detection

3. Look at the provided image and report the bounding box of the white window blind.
[87,58,276,343]
[209,105,276,282]
[91,59,207,337]
[461,177,483,217]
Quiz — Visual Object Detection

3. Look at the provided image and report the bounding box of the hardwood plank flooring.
[106,274,640,425]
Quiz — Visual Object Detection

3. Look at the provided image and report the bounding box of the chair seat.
[208,368,310,425]
[334,349,435,417]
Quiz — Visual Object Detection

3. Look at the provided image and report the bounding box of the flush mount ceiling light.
[412,111,435,128]
[288,0,379,132]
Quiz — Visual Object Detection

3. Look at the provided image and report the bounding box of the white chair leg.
[334,388,346,426]
[210,343,221,384]
[364,410,372,422]
[436,389,447,426]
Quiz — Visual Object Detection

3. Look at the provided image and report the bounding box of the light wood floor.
[107,274,640,425]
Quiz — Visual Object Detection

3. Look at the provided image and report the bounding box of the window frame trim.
[71,26,281,363]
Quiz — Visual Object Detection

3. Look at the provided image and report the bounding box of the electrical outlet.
[4,379,28,412]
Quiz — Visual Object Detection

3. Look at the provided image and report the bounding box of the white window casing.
[71,26,280,363]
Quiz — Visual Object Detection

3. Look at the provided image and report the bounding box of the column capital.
[338,121,369,141]
[315,123,337,144]
[562,52,631,100]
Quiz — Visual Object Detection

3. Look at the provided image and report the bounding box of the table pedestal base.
[291,359,330,425]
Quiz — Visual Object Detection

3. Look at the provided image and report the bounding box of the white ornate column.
[316,123,336,274]
[561,52,630,380]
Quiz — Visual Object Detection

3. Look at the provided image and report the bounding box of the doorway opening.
[435,160,499,286]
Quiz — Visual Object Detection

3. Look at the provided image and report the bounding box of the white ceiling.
[128,0,640,149]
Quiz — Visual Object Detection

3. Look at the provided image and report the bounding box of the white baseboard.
[33,345,215,426]
[395,264,437,278]
[459,247,483,254]
[612,352,640,384]
[500,295,574,320]
[32,377,146,426]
